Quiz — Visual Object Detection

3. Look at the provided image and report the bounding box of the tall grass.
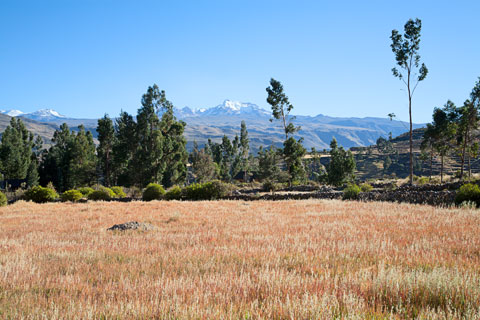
[0,200,479,318]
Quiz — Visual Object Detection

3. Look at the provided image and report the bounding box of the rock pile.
[107,221,157,231]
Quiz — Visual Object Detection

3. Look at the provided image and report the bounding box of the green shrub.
[24,186,58,203]
[110,186,126,198]
[343,184,361,200]
[262,180,281,192]
[360,183,373,192]
[61,189,83,202]
[165,186,182,200]
[142,183,166,201]
[88,186,115,201]
[414,176,430,185]
[183,180,235,200]
[0,191,7,207]
[455,183,480,207]
[78,187,94,197]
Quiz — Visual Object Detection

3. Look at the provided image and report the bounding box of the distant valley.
[0,101,423,151]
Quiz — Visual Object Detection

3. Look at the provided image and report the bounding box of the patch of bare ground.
[0,200,479,319]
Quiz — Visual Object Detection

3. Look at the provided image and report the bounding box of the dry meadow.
[0,200,479,319]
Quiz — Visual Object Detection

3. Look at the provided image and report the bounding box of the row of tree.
[0,81,356,192]
[421,78,480,182]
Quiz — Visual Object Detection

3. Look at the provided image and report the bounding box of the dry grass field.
[0,200,479,319]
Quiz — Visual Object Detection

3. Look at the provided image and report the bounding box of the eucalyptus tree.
[423,102,457,182]
[390,18,428,185]
[457,78,480,179]
[266,78,306,185]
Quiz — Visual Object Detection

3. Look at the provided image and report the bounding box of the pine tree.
[112,111,137,186]
[239,121,250,182]
[133,85,165,186]
[70,125,97,188]
[159,99,188,188]
[0,118,36,185]
[97,114,115,186]
[40,124,96,191]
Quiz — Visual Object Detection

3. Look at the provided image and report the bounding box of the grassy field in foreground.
[0,200,479,319]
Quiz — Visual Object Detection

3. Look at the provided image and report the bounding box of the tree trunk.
[408,95,413,185]
[468,153,471,179]
[430,152,433,181]
[441,155,444,183]
[460,128,468,180]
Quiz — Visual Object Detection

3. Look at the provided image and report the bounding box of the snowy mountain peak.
[29,109,66,118]
[202,100,270,116]
[2,109,25,117]
[0,108,66,121]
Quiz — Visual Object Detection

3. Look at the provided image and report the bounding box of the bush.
[78,187,94,197]
[110,186,126,198]
[88,186,115,201]
[24,186,59,203]
[165,186,182,200]
[343,184,361,200]
[142,183,166,201]
[360,183,373,192]
[262,180,281,193]
[61,189,83,202]
[0,191,7,207]
[455,183,480,207]
[183,181,235,200]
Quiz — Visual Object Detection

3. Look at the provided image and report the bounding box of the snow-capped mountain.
[1,109,25,117]
[172,100,271,118]
[0,101,422,151]
[0,108,66,121]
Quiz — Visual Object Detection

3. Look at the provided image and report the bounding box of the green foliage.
[359,183,373,192]
[165,186,182,200]
[61,189,84,202]
[455,183,480,207]
[183,181,234,200]
[88,186,115,201]
[0,118,37,185]
[283,137,307,184]
[0,192,7,207]
[390,18,428,185]
[78,187,94,197]
[239,121,250,182]
[159,108,188,188]
[142,183,166,201]
[266,78,305,186]
[191,147,218,183]
[97,114,115,186]
[112,111,137,186]
[257,146,283,182]
[326,138,356,186]
[110,186,126,198]
[262,180,282,193]
[343,184,361,200]
[266,78,299,138]
[24,186,58,203]
[40,124,97,191]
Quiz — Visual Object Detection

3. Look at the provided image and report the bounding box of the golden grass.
[0,200,479,319]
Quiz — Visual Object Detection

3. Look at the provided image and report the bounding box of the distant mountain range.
[0,100,424,151]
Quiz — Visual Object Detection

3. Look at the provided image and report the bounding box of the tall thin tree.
[390,18,428,185]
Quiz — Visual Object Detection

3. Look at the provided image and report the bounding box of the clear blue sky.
[0,0,479,123]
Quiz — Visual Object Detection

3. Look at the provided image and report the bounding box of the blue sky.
[0,0,478,123]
